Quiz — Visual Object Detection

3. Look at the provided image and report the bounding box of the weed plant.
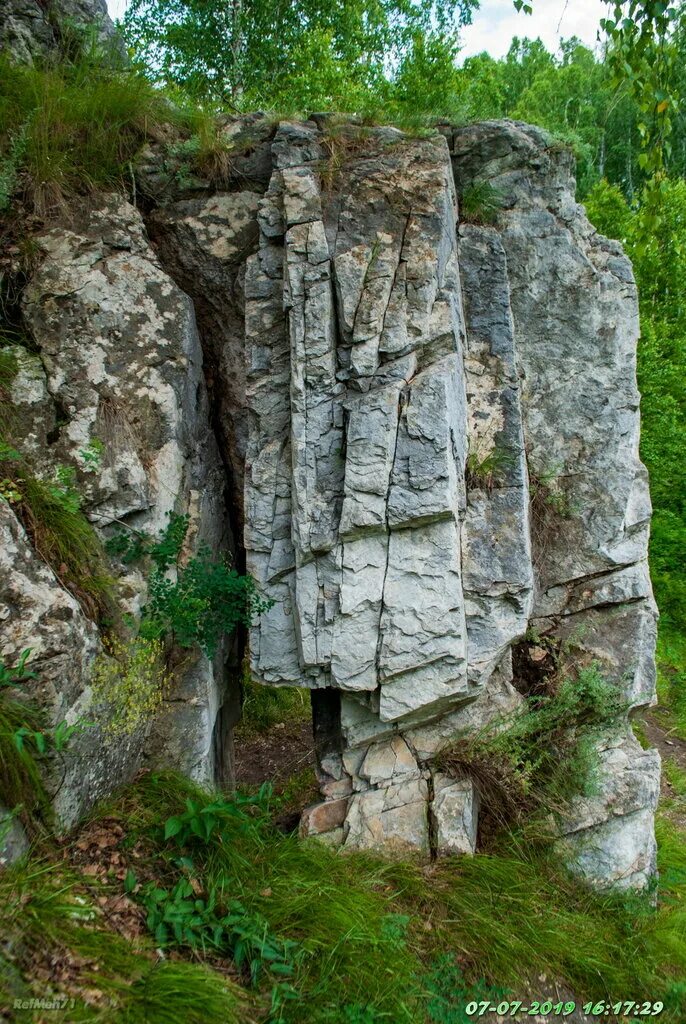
[435,666,626,834]
[108,513,271,657]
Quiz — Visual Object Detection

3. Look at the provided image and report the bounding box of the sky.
[105,0,608,61]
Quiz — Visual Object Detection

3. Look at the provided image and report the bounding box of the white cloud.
[458,0,608,60]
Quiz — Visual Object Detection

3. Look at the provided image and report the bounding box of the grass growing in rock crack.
[0,456,115,621]
[434,665,626,838]
[3,769,686,1022]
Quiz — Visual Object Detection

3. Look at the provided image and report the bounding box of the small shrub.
[90,635,170,737]
[136,875,301,983]
[109,512,272,657]
[162,789,272,848]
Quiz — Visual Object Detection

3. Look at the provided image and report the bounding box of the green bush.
[435,665,625,832]
[109,513,271,657]
[458,180,503,225]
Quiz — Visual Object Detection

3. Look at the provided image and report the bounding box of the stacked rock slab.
[0,110,658,886]
[242,119,659,887]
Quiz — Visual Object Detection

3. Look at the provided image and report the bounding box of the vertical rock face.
[237,119,658,887]
[1,0,121,63]
[1,196,230,823]
[0,116,658,888]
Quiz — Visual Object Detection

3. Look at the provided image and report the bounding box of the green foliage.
[123,0,478,108]
[458,180,503,225]
[2,769,686,1020]
[0,650,87,832]
[0,673,50,828]
[145,550,271,658]
[0,49,174,215]
[655,628,686,741]
[162,789,272,847]
[0,455,114,619]
[435,666,626,831]
[425,956,508,1023]
[0,648,34,689]
[239,666,310,735]
[108,512,272,657]
[465,445,512,489]
[138,876,301,984]
[0,858,249,1023]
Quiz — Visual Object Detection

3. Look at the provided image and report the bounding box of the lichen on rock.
[0,115,659,888]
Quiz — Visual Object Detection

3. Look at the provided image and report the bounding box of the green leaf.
[164,816,183,840]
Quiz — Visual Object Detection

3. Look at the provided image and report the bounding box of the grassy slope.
[1,768,686,1023]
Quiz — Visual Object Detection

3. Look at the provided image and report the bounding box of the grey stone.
[433,774,479,855]
[1,0,123,64]
[0,807,29,868]
[1,116,657,887]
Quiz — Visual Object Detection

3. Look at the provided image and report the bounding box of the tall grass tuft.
[0,51,174,216]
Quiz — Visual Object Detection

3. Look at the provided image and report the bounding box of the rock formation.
[237,118,659,886]
[1,0,121,64]
[0,101,659,886]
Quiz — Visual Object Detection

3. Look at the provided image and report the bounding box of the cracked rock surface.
[238,119,658,885]
[0,118,658,887]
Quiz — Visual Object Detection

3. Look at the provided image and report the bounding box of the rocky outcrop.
[1,196,233,824]
[0,116,658,887]
[1,0,121,63]
[233,119,657,887]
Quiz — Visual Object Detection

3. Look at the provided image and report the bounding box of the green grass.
[656,627,686,741]
[0,858,249,1022]
[458,180,504,225]
[3,770,684,1022]
[4,467,116,620]
[434,665,625,836]
[239,673,310,735]
[0,689,51,831]
[0,51,175,216]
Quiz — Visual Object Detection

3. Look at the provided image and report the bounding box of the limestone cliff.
[0,115,659,888]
